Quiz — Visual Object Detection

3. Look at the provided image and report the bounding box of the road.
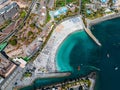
[47,0,55,9]
[0,0,38,90]
[0,0,37,44]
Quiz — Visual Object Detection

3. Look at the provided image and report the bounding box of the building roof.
[0,0,8,5]
[101,0,107,3]
[0,56,16,78]
[0,2,18,15]
[105,8,111,12]
[13,58,27,68]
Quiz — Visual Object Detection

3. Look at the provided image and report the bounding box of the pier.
[81,16,102,46]
[84,27,102,46]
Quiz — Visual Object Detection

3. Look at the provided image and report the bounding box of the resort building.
[13,58,27,68]
[0,0,10,9]
[34,0,47,25]
[67,4,76,12]
[0,55,16,78]
[86,3,101,12]
[0,2,19,25]
[113,0,120,10]
[39,6,46,25]
[49,7,68,19]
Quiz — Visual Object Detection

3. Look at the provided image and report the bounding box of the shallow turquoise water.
[21,17,120,90]
[56,30,99,73]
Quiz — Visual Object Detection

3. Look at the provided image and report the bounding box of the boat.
[107,53,109,58]
[78,66,80,71]
[115,67,119,71]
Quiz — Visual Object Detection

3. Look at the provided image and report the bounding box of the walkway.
[84,27,102,46]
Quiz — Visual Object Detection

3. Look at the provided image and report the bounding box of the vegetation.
[108,0,114,7]
[86,8,104,19]
[9,39,17,46]
[66,0,79,5]
[9,35,18,46]
[55,0,79,8]
[20,10,27,18]
[82,17,87,27]
[41,25,54,50]
[23,72,32,77]
[61,78,91,89]
[0,20,12,31]
[36,3,40,10]
[56,0,66,7]
[81,0,91,15]
[46,11,51,23]
[81,0,105,19]
[114,9,119,13]
[28,31,33,36]
[55,8,79,22]
[23,56,31,62]
[30,22,36,28]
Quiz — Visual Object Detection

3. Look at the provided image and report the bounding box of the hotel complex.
[0,0,19,25]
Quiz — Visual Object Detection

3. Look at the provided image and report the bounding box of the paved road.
[0,0,38,90]
[0,0,37,44]
[47,0,55,9]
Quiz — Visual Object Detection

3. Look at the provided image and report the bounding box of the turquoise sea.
[21,17,120,90]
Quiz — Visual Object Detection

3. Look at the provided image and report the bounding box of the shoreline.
[88,72,97,90]
[54,30,83,72]
[15,72,71,90]
[14,12,120,90]
[33,72,97,90]
[87,12,120,28]
[33,15,84,73]
[16,16,84,90]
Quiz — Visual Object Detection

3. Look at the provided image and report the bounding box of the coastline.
[15,72,71,90]
[33,15,84,73]
[88,72,97,90]
[32,72,97,90]
[16,16,85,90]
[87,12,120,28]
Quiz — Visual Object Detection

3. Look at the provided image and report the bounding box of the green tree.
[28,31,33,36]
[9,35,18,46]
[9,39,17,46]
[30,23,35,28]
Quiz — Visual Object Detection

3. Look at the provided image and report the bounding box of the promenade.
[33,16,84,74]
[87,12,120,28]
[16,72,71,88]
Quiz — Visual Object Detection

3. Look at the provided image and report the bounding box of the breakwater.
[84,27,101,46]
[17,72,71,90]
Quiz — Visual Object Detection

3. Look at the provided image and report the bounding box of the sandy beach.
[33,16,84,74]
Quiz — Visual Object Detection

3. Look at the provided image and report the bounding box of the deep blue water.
[91,17,120,90]
[21,17,120,90]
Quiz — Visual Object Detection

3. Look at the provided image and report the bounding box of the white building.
[13,58,27,68]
